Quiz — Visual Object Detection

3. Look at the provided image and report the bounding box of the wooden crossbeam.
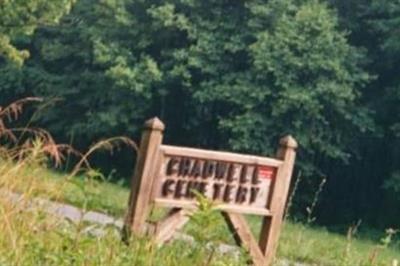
[222,212,266,266]
[154,208,189,243]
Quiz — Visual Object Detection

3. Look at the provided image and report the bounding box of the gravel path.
[1,189,123,228]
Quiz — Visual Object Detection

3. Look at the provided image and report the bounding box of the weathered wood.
[154,208,189,243]
[222,212,266,266]
[161,145,283,167]
[154,198,272,216]
[124,117,165,236]
[259,135,297,265]
[124,118,297,266]
[153,148,278,214]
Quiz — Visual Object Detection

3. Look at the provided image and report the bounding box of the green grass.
[273,221,399,265]
[0,207,245,265]
[1,159,246,265]
[9,166,130,216]
[4,165,400,265]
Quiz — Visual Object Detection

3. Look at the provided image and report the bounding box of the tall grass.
[274,174,399,266]
[0,99,244,265]
[1,98,398,265]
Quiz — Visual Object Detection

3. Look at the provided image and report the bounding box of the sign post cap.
[279,135,298,149]
[144,117,165,131]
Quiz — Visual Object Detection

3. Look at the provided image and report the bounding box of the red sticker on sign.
[258,166,275,179]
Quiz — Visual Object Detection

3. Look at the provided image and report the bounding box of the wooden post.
[259,135,297,265]
[124,117,165,237]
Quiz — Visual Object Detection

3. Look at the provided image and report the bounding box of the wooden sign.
[124,118,297,266]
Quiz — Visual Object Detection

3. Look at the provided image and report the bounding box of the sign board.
[124,118,297,266]
[154,146,280,216]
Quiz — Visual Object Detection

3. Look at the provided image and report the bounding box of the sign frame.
[124,117,297,266]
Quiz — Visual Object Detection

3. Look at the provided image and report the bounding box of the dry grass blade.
[0,97,43,122]
[0,99,139,175]
[0,123,17,143]
[71,136,139,177]
[0,98,43,143]
[3,127,79,167]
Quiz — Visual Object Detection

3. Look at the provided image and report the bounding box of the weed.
[306,177,326,225]
[0,99,242,265]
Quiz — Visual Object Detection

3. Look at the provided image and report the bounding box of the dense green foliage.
[0,0,75,65]
[0,0,399,229]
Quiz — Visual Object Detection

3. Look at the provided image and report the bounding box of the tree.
[328,0,400,225]
[365,0,400,222]
[0,0,75,66]
[0,0,376,223]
